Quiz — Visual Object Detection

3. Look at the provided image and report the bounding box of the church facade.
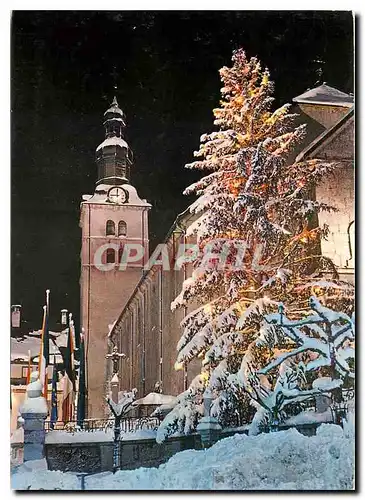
[82,85,354,417]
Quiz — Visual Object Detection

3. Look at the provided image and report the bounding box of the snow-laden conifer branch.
[238,297,355,427]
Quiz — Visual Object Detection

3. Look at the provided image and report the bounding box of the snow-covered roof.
[293,83,353,107]
[103,96,125,117]
[11,337,41,361]
[81,183,151,207]
[32,354,63,365]
[96,136,129,152]
[11,336,62,362]
[104,117,126,125]
[132,392,177,406]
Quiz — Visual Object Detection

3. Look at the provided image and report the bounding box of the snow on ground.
[85,424,354,490]
[11,423,354,490]
[11,459,80,490]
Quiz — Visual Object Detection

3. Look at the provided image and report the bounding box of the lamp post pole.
[105,346,127,472]
[105,389,137,474]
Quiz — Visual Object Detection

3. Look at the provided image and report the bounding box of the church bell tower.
[80,97,151,417]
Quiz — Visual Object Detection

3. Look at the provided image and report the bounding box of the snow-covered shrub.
[238,297,355,428]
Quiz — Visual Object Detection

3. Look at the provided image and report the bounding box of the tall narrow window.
[106,248,115,264]
[106,220,115,236]
[118,220,127,236]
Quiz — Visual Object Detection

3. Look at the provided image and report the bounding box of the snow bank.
[12,470,80,490]
[86,424,354,490]
[11,459,80,490]
[12,423,354,490]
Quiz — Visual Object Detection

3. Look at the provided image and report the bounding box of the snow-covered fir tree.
[238,296,355,434]
[157,49,354,442]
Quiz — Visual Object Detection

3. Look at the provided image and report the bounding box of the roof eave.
[292,98,353,107]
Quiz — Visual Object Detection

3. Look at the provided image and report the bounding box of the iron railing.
[44,416,160,433]
[43,389,353,433]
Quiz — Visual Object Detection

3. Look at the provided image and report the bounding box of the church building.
[79,97,151,417]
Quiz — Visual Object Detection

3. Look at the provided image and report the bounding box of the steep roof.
[103,96,125,117]
[293,83,353,107]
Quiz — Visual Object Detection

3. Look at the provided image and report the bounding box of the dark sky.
[11,10,354,331]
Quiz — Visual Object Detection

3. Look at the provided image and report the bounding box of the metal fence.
[44,416,161,433]
[44,388,353,433]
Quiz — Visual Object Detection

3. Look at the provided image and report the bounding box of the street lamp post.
[105,346,127,473]
[61,309,68,326]
[11,305,22,328]
[105,389,137,473]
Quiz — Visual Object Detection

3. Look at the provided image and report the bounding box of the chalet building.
[86,85,354,414]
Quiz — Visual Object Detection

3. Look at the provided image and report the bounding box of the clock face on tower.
[107,186,128,204]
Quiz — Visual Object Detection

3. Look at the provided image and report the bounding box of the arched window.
[106,220,115,236]
[118,220,127,237]
[106,248,115,264]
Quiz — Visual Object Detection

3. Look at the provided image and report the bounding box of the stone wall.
[45,434,201,474]
[317,163,354,272]
[311,116,354,275]
[44,421,325,474]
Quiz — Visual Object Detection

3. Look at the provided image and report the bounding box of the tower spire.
[95,97,132,186]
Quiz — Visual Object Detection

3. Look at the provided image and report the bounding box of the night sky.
[11,11,354,331]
